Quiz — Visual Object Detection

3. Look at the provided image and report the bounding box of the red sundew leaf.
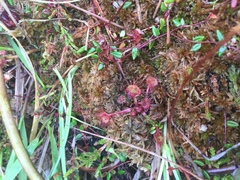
[139,97,151,110]
[125,85,141,99]
[129,29,142,44]
[97,111,113,126]
[146,76,158,89]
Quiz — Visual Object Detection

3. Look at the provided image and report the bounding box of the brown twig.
[153,0,162,18]
[166,15,170,44]
[92,0,113,40]
[135,0,142,23]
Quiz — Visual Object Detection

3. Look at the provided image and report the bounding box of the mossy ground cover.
[0,0,239,179]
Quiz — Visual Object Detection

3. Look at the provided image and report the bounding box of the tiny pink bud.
[0,50,6,56]
[131,110,137,117]
[117,95,126,104]
[146,76,158,96]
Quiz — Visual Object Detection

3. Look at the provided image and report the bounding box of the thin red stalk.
[67,3,124,29]
[108,0,128,23]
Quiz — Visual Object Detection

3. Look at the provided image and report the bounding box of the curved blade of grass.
[7,37,45,88]
[157,122,182,180]
[3,138,41,180]
[71,116,103,131]
[47,123,62,180]
[7,36,44,142]
[48,66,79,180]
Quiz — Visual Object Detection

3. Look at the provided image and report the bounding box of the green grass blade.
[7,36,45,88]
[48,66,78,179]
[3,138,40,180]
[47,123,62,180]
[18,116,28,147]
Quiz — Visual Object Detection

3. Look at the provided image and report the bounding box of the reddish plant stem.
[67,3,124,29]
[108,0,128,23]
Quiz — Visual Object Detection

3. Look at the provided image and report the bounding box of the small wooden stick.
[153,0,162,18]
[135,0,142,23]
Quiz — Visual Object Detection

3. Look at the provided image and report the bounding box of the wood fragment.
[153,0,162,18]
[135,0,142,23]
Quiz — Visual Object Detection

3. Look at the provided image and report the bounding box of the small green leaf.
[173,19,181,27]
[120,30,126,37]
[108,153,117,162]
[132,47,139,60]
[106,172,112,180]
[149,40,155,50]
[150,126,156,134]
[7,0,14,5]
[202,170,210,179]
[92,41,100,48]
[98,63,104,70]
[187,66,193,74]
[79,124,84,130]
[159,18,165,30]
[227,120,239,127]
[77,46,86,54]
[224,143,232,149]
[180,18,185,26]
[218,45,226,57]
[75,134,82,140]
[118,152,127,162]
[111,45,117,49]
[87,47,96,54]
[209,147,216,157]
[71,120,77,127]
[123,2,132,9]
[160,3,167,12]
[193,36,205,42]
[152,25,160,37]
[216,30,224,41]
[190,43,201,51]
[111,51,122,58]
[164,0,174,4]
[117,170,125,175]
[193,160,205,167]
[90,54,98,59]
[24,5,32,14]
